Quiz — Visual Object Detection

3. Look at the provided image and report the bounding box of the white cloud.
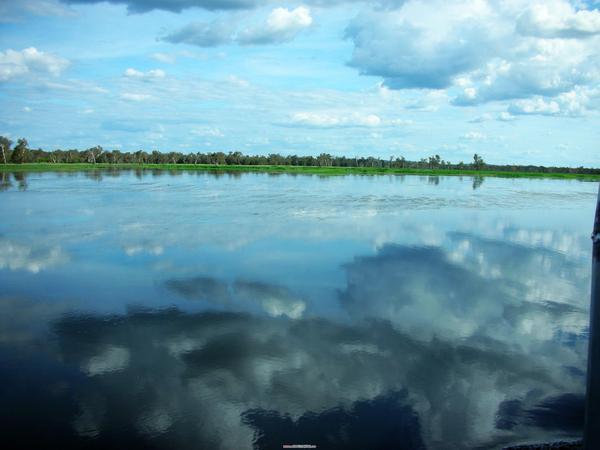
[462,131,486,141]
[120,92,154,102]
[516,1,600,38]
[22,0,76,16]
[286,112,410,128]
[344,0,600,115]
[507,87,596,117]
[451,38,597,105]
[508,98,561,116]
[164,6,313,47]
[0,0,76,22]
[162,18,235,47]
[238,6,313,45]
[497,111,517,121]
[124,68,166,80]
[0,47,69,81]
[345,1,502,89]
[508,89,594,117]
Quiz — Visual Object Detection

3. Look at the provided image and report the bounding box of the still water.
[0,170,597,449]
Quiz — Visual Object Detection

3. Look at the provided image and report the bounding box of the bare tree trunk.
[1,144,6,164]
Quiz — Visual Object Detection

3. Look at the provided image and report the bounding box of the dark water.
[0,170,597,449]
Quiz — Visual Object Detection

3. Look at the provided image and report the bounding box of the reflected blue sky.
[0,171,597,449]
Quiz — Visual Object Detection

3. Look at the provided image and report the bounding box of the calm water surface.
[0,170,597,449]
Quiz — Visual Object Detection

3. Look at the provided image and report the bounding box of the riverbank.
[1,163,599,180]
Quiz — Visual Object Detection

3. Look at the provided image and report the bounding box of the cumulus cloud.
[508,97,561,116]
[497,111,517,121]
[343,0,600,115]
[123,68,166,80]
[507,88,593,117]
[0,47,69,81]
[0,0,76,22]
[161,18,235,47]
[162,6,313,47]
[237,6,313,45]
[450,39,598,106]
[516,1,600,39]
[345,2,501,90]
[284,111,411,128]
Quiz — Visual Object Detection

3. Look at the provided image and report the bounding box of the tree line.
[1,136,598,175]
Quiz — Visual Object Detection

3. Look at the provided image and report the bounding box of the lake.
[0,170,597,449]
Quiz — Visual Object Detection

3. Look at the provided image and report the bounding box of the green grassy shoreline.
[1,163,599,181]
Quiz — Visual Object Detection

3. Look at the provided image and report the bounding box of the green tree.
[428,155,441,169]
[473,153,485,170]
[85,145,103,164]
[10,138,28,164]
[0,136,12,164]
[394,156,406,168]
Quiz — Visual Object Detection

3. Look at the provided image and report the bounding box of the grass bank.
[1,163,599,181]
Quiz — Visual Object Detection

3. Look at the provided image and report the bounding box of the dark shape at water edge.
[496,394,585,433]
[242,390,426,450]
[524,394,585,432]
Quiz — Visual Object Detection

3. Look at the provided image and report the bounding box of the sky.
[0,0,599,166]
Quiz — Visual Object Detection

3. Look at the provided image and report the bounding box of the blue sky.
[0,0,599,166]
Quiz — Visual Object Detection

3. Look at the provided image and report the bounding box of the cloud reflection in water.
[0,172,594,449]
